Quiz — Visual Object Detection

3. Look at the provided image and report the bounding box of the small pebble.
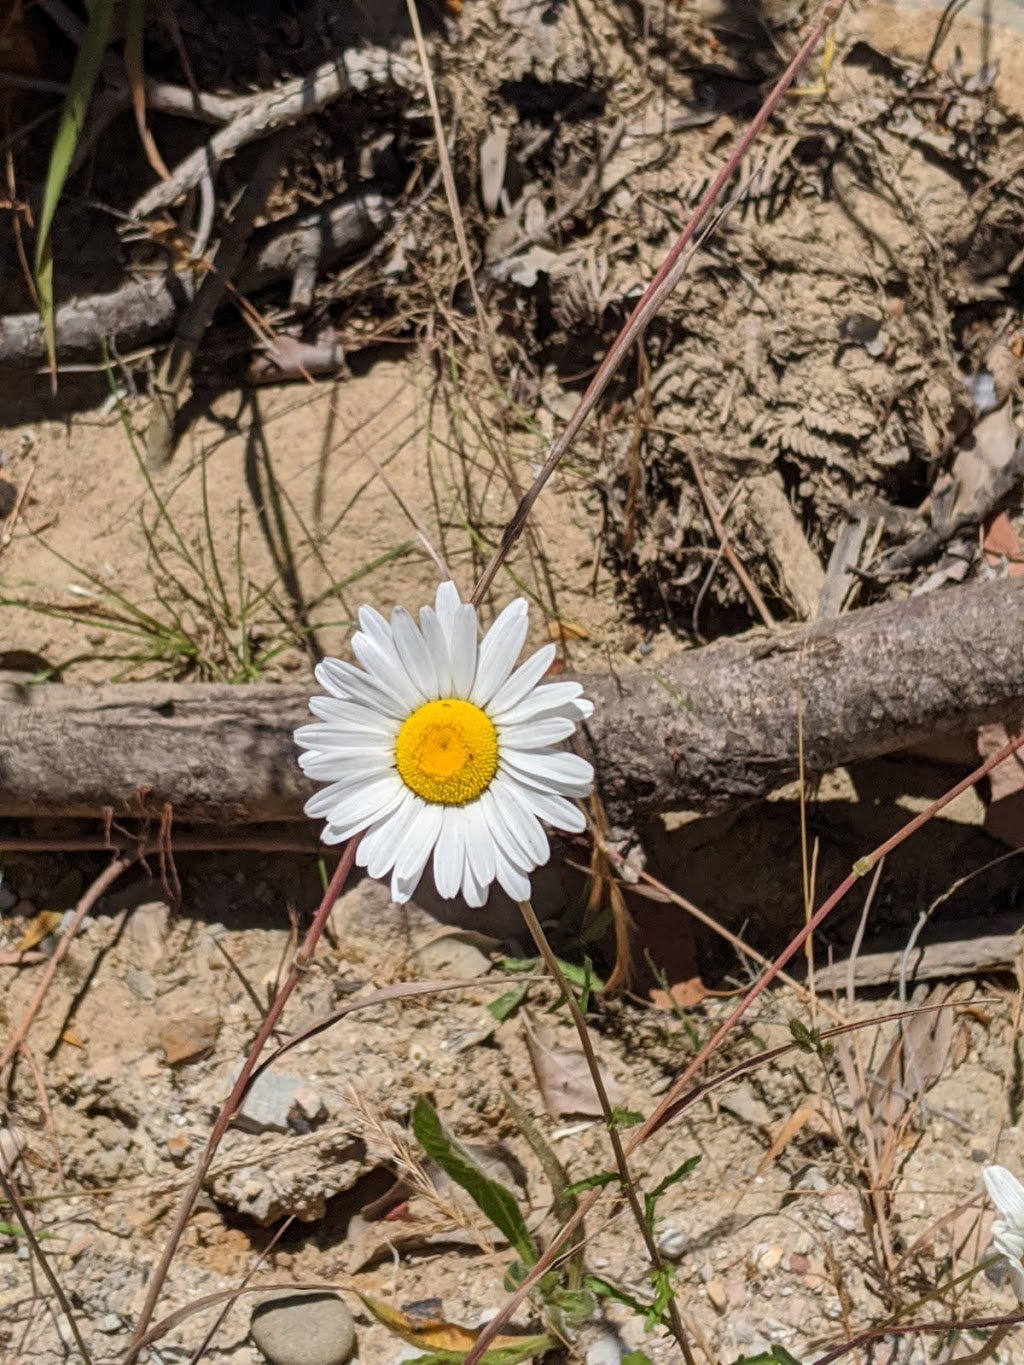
[250,1291,355,1365]
[96,1314,123,1334]
[656,1225,687,1259]
[411,935,492,979]
[705,1279,728,1313]
[586,1333,624,1364]
[124,968,157,1001]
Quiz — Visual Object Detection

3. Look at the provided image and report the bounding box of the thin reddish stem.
[127,835,361,1356]
[471,0,847,607]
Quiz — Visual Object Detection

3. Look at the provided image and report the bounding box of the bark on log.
[1,579,1022,824]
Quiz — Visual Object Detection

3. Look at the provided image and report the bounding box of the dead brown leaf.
[522,1012,623,1119]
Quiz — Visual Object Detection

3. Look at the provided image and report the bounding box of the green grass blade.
[35,0,115,379]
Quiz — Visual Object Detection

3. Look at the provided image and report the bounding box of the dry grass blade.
[123,0,169,180]
[0,1165,93,1363]
[471,0,850,607]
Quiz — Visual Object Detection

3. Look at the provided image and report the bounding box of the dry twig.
[131,51,420,219]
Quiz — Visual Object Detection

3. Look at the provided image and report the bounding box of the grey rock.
[207,1130,366,1225]
[656,1224,688,1259]
[586,1334,624,1365]
[124,968,157,1001]
[411,934,492,979]
[229,1065,323,1135]
[250,1290,355,1365]
[122,899,170,968]
[0,1127,25,1175]
[718,1082,771,1129]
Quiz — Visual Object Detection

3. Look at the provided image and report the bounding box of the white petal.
[985,1168,1024,1228]
[391,607,439,700]
[510,782,587,833]
[433,806,467,900]
[393,802,444,888]
[493,680,592,726]
[320,824,352,845]
[487,780,548,866]
[993,1223,1024,1261]
[359,792,419,878]
[418,606,452,697]
[390,873,412,903]
[449,604,478,699]
[307,696,398,735]
[323,781,408,843]
[498,716,577,750]
[463,799,496,888]
[351,631,424,711]
[476,787,531,870]
[488,643,556,717]
[471,599,528,706]
[493,842,532,902]
[315,658,407,718]
[305,773,403,824]
[298,751,390,788]
[358,604,395,644]
[294,724,395,755]
[299,753,394,783]
[500,748,594,798]
[434,581,463,638]
[461,857,489,908]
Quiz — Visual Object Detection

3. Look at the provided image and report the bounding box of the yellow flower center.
[394,698,498,805]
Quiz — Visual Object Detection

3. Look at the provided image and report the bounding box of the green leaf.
[622,1353,654,1365]
[545,1286,597,1328]
[730,1349,804,1365]
[0,1222,55,1240]
[34,0,115,378]
[498,955,605,992]
[645,1265,676,1331]
[643,1154,700,1226]
[563,1170,619,1198]
[412,1099,536,1267]
[489,982,530,1021]
[401,1347,551,1365]
[788,1018,818,1051]
[788,1019,833,1061]
[609,1107,644,1129]
[580,955,595,1012]
[585,1274,652,1320]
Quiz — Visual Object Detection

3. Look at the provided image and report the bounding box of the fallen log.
[1,579,1022,824]
[810,913,1024,991]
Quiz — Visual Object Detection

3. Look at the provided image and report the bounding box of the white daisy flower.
[295,582,594,907]
[983,1165,1024,1302]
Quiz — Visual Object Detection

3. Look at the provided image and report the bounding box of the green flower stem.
[516,899,695,1365]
